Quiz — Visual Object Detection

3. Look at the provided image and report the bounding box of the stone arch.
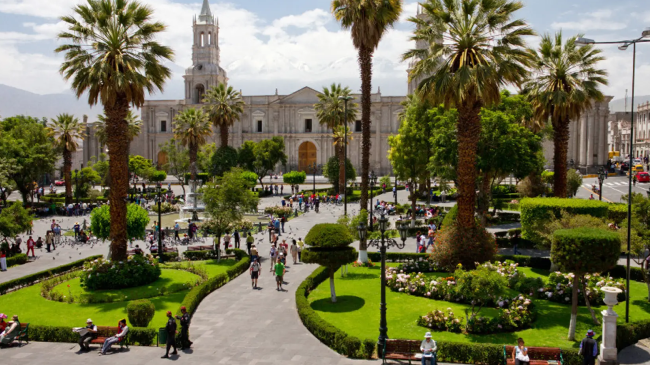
[208,32,212,45]
[298,141,318,173]
[195,84,205,104]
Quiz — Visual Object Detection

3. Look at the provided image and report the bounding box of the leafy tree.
[95,110,142,149]
[71,167,102,198]
[56,0,173,261]
[203,83,246,147]
[0,158,16,207]
[252,137,288,189]
[314,83,358,194]
[379,176,392,190]
[566,169,584,197]
[405,0,534,228]
[173,107,212,180]
[526,33,607,197]
[283,171,307,187]
[0,116,58,203]
[159,139,190,196]
[532,211,607,249]
[129,155,154,181]
[552,228,620,340]
[90,203,150,247]
[237,141,257,172]
[323,155,356,193]
[337,209,370,262]
[149,170,167,183]
[197,142,216,173]
[332,0,402,211]
[89,153,110,187]
[302,223,357,302]
[209,146,238,177]
[49,113,86,205]
[0,202,33,249]
[203,168,259,251]
[240,171,259,189]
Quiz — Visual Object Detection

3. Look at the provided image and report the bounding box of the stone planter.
[600,286,623,365]
[601,286,622,315]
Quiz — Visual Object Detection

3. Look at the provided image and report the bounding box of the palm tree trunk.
[220,124,229,148]
[553,119,570,198]
[63,149,72,206]
[104,97,130,262]
[338,144,345,195]
[456,98,482,228]
[359,46,373,211]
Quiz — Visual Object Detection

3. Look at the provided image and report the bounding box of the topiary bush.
[431,223,497,270]
[126,299,156,327]
[304,223,355,248]
[80,254,161,290]
[441,205,458,228]
[90,203,150,241]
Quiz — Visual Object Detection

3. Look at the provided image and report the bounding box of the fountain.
[176,179,207,224]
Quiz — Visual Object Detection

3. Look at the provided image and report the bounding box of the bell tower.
[183,0,228,105]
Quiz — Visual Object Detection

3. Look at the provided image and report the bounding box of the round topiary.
[441,205,458,228]
[304,223,354,248]
[431,222,497,271]
[126,299,156,327]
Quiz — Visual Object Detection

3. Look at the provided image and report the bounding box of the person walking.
[26,236,35,258]
[223,232,231,252]
[45,231,53,252]
[297,237,304,262]
[250,258,261,289]
[579,330,598,365]
[175,306,192,350]
[274,258,286,291]
[269,245,277,272]
[420,332,437,365]
[233,229,240,249]
[0,246,7,272]
[280,216,286,233]
[246,234,254,256]
[290,239,298,264]
[161,311,178,358]
[174,223,180,241]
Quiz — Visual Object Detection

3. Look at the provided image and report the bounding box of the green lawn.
[0,259,237,329]
[308,265,650,349]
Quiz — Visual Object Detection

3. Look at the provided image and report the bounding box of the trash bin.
[158,328,167,347]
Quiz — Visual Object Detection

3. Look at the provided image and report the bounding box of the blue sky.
[0,0,648,100]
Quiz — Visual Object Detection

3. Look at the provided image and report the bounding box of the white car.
[634,159,642,165]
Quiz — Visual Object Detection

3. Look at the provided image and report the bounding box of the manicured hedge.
[183,250,217,261]
[28,324,157,346]
[304,224,354,248]
[296,266,375,359]
[608,203,628,224]
[0,255,103,295]
[7,253,28,267]
[617,319,650,351]
[520,198,609,242]
[176,249,250,317]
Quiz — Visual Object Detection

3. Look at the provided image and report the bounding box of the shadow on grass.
[529,268,550,277]
[633,299,650,315]
[341,272,380,280]
[311,295,366,313]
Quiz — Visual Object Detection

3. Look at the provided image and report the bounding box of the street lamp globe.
[642,27,650,39]
[398,223,409,243]
[357,222,367,241]
[378,214,389,232]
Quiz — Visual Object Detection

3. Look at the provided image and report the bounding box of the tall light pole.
[369,171,377,230]
[156,183,164,264]
[338,95,353,217]
[577,29,650,323]
[358,217,408,359]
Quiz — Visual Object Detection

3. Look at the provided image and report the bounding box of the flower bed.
[81,254,161,290]
[536,272,626,306]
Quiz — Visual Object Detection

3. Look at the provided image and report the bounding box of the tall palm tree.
[404,0,534,228]
[56,0,173,261]
[95,110,143,148]
[332,0,402,210]
[526,32,607,198]
[331,125,354,192]
[49,114,86,205]
[173,108,212,180]
[203,83,246,148]
[314,83,358,194]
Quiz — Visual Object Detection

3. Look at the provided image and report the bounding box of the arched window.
[195,84,205,104]
[200,32,205,47]
[208,32,212,45]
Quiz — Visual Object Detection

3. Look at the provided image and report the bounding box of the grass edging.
[296,266,375,359]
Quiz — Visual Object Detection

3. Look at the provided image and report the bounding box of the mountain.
[0,84,103,121]
[609,95,650,113]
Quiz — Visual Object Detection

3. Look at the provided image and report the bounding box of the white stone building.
[634,102,650,158]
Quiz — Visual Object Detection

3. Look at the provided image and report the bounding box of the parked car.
[634,158,642,165]
[638,172,650,183]
[634,164,645,173]
[54,180,65,186]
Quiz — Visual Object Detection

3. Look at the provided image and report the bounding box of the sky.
[0,0,649,101]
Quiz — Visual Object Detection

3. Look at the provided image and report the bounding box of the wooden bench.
[187,245,213,251]
[504,346,563,365]
[383,339,436,365]
[89,326,129,350]
[15,323,29,346]
[151,247,178,254]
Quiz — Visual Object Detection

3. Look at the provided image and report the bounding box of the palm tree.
[526,32,607,197]
[49,114,86,205]
[404,0,534,228]
[173,108,212,181]
[332,0,402,210]
[331,125,354,192]
[56,0,173,261]
[95,110,143,148]
[314,83,358,194]
[203,83,246,148]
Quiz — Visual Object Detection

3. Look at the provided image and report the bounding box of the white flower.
[565,297,570,301]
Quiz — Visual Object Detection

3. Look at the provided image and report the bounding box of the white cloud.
[551,9,627,31]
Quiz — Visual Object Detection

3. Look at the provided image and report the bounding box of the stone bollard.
[599,286,623,365]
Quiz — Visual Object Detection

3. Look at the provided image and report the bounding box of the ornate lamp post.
[156,183,164,264]
[597,167,607,201]
[338,95,353,217]
[357,216,408,358]
[369,171,377,230]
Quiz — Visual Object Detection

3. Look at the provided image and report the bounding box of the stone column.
[599,105,608,165]
[586,111,595,168]
[599,287,623,365]
[579,115,588,165]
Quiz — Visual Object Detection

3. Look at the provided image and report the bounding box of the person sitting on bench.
[420,332,437,365]
[99,319,128,355]
[0,315,20,346]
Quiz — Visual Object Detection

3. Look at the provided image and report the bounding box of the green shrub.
[608,203,628,224]
[617,319,650,351]
[431,223,497,270]
[81,254,162,290]
[183,250,218,261]
[441,205,458,228]
[283,171,307,185]
[90,203,150,241]
[552,228,620,274]
[126,299,156,327]
[296,266,374,359]
[28,324,156,346]
[520,198,609,242]
[6,253,28,267]
[0,255,103,295]
[304,223,354,248]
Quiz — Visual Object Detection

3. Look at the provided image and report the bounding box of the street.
[576,174,649,203]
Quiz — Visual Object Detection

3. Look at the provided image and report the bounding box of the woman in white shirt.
[512,338,529,365]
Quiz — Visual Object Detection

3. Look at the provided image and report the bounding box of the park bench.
[150,247,178,254]
[14,323,29,346]
[504,346,563,365]
[187,245,213,251]
[383,339,436,365]
[89,326,129,350]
